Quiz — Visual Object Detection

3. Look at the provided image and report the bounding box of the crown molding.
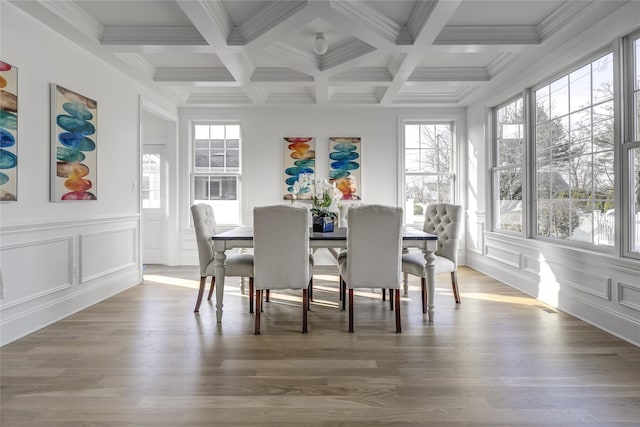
[434,25,540,45]
[112,53,155,76]
[331,0,402,44]
[266,92,315,105]
[230,0,308,45]
[39,0,103,41]
[408,67,489,82]
[406,0,438,43]
[101,26,207,45]
[537,1,591,41]
[320,39,376,71]
[251,68,314,83]
[330,92,380,105]
[330,68,392,83]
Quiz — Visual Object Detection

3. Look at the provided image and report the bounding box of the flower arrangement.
[311,177,342,219]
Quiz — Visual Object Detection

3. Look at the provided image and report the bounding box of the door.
[142,144,166,265]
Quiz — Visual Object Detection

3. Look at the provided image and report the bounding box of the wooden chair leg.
[451,271,461,304]
[207,276,215,301]
[381,288,386,301]
[348,288,354,333]
[341,278,347,311]
[421,277,427,314]
[249,277,254,313]
[266,289,270,302]
[308,278,313,311]
[254,289,261,335]
[389,288,394,311]
[395,289,401,333]
[194,276,206,313]
[302,289,308,333]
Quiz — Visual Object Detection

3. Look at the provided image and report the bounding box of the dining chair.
[253,205,314,334]
[337,204,403,333]
[191,204,254,313]
[402,203,463,311]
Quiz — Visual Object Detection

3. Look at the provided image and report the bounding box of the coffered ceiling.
[9,0,627,107]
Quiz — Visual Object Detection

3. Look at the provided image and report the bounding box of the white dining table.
[212,226,438,322]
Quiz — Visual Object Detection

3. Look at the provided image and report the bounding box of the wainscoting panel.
[469,232,640,346]
[0,237,73,309]
[80,227,137,282]
[0,216,140,346]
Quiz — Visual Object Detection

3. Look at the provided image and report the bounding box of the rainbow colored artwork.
[283,137,315,200]
[329,137,361,200]
[51,84,97,201]
[0,61,18,201]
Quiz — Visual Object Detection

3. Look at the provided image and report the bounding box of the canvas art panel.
[0,61,18,201]
[51,84,97,201]
[283,137,315,200]
[329,137,361,200]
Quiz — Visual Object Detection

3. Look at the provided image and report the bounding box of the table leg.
[424,249,436,322]
[214,250,227,323]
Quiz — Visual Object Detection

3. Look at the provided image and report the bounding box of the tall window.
[493,97,524,233]
[192,123,241,225]
[534,52,614,246]
[628,34,640,254]
[403,122,455,225]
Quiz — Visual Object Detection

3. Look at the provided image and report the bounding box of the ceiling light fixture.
[313,32,328,55]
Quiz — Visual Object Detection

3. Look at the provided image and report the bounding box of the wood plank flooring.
[2,266,639,426]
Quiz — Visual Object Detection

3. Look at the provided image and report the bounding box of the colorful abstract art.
[51,84,97,201]
[283,137,315,200]
[329,137,361,200]
[0,61,18,201]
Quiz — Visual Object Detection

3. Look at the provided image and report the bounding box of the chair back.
[423,203,463,266]
[253,205,310,290]
[346,204,403,289]
[191,204,217,276]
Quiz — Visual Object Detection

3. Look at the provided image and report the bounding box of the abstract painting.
[329,137,361,200]
[0,61,18,201]
[51,84,97,201]
[283,137,315,200]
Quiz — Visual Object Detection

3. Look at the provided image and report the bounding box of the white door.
[142,144,166,265]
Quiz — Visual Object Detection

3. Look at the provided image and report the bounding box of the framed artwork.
[0,61,18,201]
[283,137,315,200]
[329,137,361,200]
[50,84,97,201]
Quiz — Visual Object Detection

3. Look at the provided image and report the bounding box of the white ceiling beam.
[434,25,540,45]
[154,67,235,83]
[251,68,314,84]
[177,0,266,104]
[319,39,377,71]
[331,0,403,46]
[407,67,490,82]
[329,68,393,84]
[379,0,462,105]
[231,0,309,46]
[101,26,207,46]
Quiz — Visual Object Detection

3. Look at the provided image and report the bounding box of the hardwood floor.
[2,266,639,426]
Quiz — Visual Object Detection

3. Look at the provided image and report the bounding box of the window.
[142,153,160,209]
[627,34,640,255]
[534,52,614,247]
[192,123,241,224]
[402,122,455,225]
[493,97,524,233]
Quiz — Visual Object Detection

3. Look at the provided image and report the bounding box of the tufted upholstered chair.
[253,205,313,334]
[402,203,463,311]
[338,204,403,333]
[191,204,254,313]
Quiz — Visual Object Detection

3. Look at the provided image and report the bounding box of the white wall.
[0,3,177,345]
[177,106,466,266]
[465,2,640,346]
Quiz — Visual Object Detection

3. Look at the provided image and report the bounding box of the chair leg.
[451,271,461,304]
[308,278,313,311]
[395,289,401,333]
[207,276,215,301]
[249,277,254,313]
[302,289,308,333]
[389,289,394,311]
[254,289,261,335]
[194,276,206,313]
[341,278,347,311]
[266,289,270,302]
[381,288,386,301]
[421,277,427,314]
[348,288,354,333]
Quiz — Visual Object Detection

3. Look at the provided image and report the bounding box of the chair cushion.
[205,253,254,277]
[402,252,455,277]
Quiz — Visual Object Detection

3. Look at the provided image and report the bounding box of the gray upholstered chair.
[253,205,313,334]
[338,204,403,333]
[190,204,254,313]
[402,203,463,311]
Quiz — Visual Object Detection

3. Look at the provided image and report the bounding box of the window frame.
[399,119,457,226]
[491,94,527,236]
[190,121,243,226]
[530,47,617,252]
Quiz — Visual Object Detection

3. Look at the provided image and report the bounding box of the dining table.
[212,226,438,323]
